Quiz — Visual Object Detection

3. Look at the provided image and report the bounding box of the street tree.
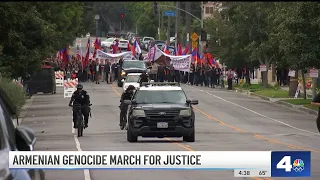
[273,2,320,97]
[0,2,84,78]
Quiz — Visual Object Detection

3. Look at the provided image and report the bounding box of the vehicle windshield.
[105,38,114,42]
[120,40,128,43]
[134,90,187,104]
[144,37,154,41]
[126,75,140,82]
[155,41,165,44]
[122,61,146,69]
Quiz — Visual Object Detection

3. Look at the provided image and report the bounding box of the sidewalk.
[238,89,318,116]
[280,86,313,96]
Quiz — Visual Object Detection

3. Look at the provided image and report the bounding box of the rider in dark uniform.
[119,85,136,130]
[69,84,91,128]
[139,72,149,85]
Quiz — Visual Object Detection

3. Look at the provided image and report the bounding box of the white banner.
[146,46,191,62]
[96,50,130,59]
[9,151,270,170]
[171,56,192,72]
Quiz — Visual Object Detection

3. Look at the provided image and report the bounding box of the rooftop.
[139,86,182,91]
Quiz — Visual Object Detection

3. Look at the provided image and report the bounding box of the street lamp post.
[95,15,100,37]
[160,4,204,54]
[199,1,204,56]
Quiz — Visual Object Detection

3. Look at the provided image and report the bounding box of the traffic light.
[153,2,158,14]
[120,13,124,18]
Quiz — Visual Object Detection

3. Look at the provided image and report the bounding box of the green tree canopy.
[0,2,84,78]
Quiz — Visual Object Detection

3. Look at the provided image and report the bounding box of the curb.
[298,106,318,116]
[13,95,36,127]
[239,90,318,116]
[249,92,272,101]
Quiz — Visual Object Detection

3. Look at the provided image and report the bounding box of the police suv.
[123,82,198,142]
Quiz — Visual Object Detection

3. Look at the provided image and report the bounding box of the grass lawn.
[254,89,290,98]
[282,99,312,105]
[303,104,319,111]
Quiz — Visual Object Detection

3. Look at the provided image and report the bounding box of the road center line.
[185,85,320,136]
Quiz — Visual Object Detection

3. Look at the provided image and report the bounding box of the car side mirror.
[123,100,132,105]
[187,99,199,105]
[15,126,36,151]
[190,100,199,105]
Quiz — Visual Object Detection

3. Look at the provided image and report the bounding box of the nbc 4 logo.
[277,156,304,172]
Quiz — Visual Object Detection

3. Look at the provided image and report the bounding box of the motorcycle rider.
[69,84,91,128]
[139,72,149,85]
[119,85,136,130]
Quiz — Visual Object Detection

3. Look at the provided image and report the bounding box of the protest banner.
[170,56,191,72]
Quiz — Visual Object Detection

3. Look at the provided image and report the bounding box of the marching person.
[69,84,91,128]
[311,92,320,132]
[227,69,234,90]
[119,85,136,130]
[104,59,111,84]
[94,59,102,84]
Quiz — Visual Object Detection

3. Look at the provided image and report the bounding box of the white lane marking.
[186,85,320,136]
[72,123,91,180]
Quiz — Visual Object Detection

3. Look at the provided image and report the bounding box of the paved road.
[21,82,320,180]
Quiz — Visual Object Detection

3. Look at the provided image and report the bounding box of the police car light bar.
[141,82,180,86]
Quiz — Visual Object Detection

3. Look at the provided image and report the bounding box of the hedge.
[0,78,26,117]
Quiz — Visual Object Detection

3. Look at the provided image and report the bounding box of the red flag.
[84,38,90,65]
[127,42,131,51]
[163,44,170,55]
[93,37,99,58]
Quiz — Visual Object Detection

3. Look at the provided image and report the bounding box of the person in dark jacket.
[119,85,136,130]
[69,84,91,128]
[104,60,111,84]
[311,92,320,132]
[168,64,176,82]
[139,72,149,85]
[157,65,166,82]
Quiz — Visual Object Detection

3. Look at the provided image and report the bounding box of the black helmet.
[77,84,83,89]
[126,85,135,91]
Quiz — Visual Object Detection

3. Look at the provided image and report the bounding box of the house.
[203,2,227,19]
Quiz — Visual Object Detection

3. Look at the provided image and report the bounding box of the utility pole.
[167,17,170,43]
[95,15,100,37]
[175,2,180,48]
[185,2,191,45]
[158,2,161,39]
[199,1,204,56]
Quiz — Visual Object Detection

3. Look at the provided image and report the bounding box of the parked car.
[141,37,155,50]
[101,38,116,48]
[126,32,136,40]
[154,40,166,50]
[118,40,129,49]
[0,88,45,180]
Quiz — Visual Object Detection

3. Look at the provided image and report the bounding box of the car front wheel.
[183,129,195,142]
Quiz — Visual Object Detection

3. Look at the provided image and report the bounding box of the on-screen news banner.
[8,151,311,178]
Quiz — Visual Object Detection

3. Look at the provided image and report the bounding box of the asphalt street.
[21,82,320,180]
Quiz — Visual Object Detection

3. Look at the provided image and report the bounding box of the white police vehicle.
[122,73,141,92]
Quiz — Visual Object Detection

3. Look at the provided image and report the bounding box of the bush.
[0,78,26,117]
